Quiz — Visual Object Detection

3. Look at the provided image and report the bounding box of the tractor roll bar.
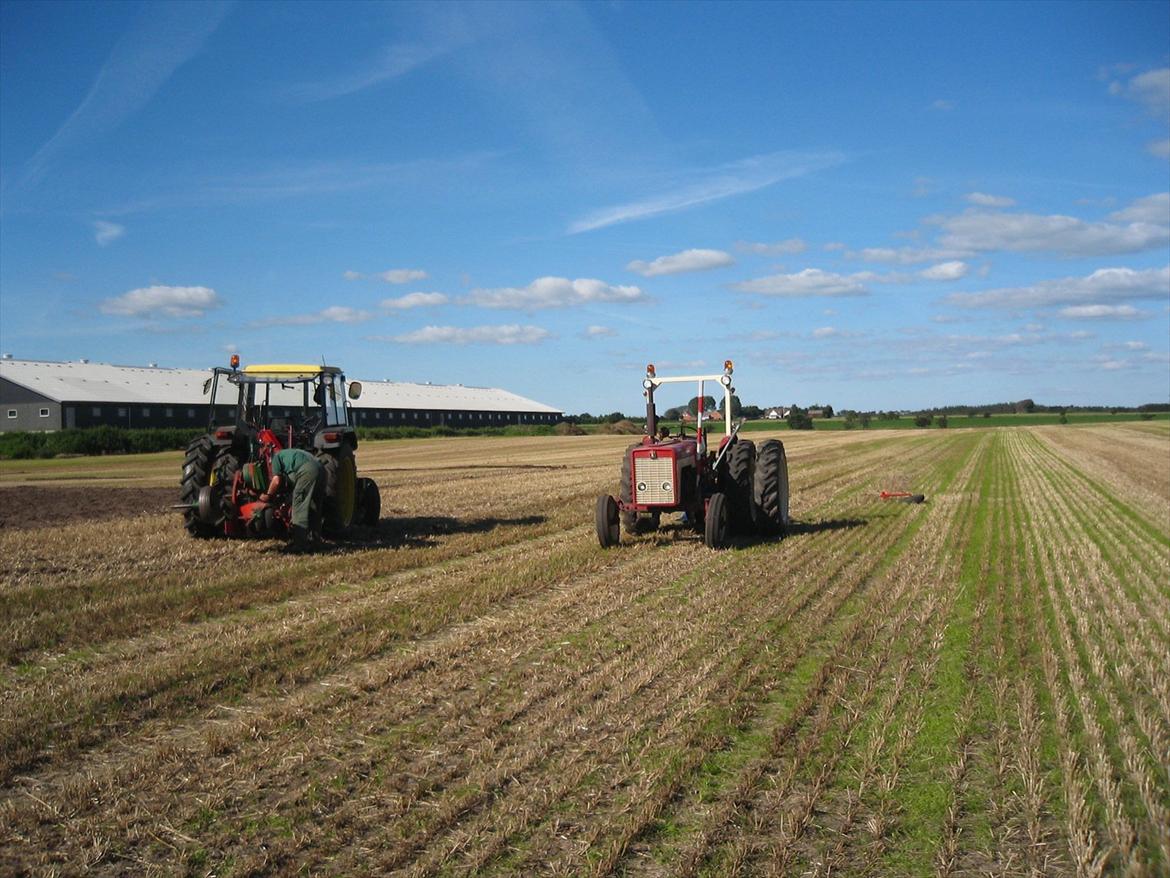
[642,360,736,440]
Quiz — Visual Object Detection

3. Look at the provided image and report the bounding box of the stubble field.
[1,423,1167,877]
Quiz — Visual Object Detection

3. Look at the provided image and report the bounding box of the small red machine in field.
[595,360,790,549]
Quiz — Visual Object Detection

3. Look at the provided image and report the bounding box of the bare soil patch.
[0,485,177,531]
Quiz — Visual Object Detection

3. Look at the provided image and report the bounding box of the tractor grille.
[633,457,676,505]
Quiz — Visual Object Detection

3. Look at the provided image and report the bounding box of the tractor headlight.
[637,481,647,493]
[661,481,672,494]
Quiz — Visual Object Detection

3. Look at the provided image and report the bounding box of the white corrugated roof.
[0,358,561,414]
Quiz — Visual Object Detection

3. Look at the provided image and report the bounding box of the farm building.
[0,357,562,432]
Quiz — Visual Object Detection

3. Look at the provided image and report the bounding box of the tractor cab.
[203,357,362,458]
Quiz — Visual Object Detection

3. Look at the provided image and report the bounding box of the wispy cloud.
[946,265,1170,309]
[12,2,232,193]
[736,238,807,256]
[100,285,221,318]
[93,220,125,246]
[381,292,449,309]
[965,192,1016,208]
[567,150,845,234]
[936,205,1169,257]
[381,324,551,345]
[627,248,734,277]
[583,325,616,338]
[461,277,646,310]
[732,268,868,298]
[1059,304,1145,320]
[1109,67,1170,117]
[1108,192,1169,224]
[288,41,465,103]
[250,306,375,328]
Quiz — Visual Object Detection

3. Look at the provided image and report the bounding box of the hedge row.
[0,423,572,459]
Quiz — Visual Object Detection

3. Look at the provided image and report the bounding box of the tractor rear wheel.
[754,439,790,536]
[725,438,757,534]
[356,477,381,526]
[180,436,218,538]
[704,492,730,549]
[320,447,357,534]
[595,494,619,547]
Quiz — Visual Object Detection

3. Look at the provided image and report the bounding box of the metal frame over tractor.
[177,356,380,539]
[595,360,790,549]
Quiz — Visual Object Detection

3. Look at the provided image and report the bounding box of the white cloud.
[627,248,734,277]
[381,292,449,310]
[919,261,969,281]
[732,268,868,298]
[385,324,551,345]
[736,238,807,256]
[947,265,1170,309]
[100,285,221,318]
[1108,192,1169,224]
[93,220,125,246]
[584,325,616,338]
[852,246,971,265]
[1122,340,1149,350]
[1115,67,1170,117]
[343,270,363,281]
[965,192,1016,208]
[567,150,845,233]
[252,306,374,327]
[930,99,955,111]
[1059,304,1144,320]
[937,209,1169,256]
[462,276,646,310]
[378,268,428,284]
[811,326,840,338]
[1148,139,1170,159]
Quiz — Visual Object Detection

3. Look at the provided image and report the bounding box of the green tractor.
[178,358,380,538]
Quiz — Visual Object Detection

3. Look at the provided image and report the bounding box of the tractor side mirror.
[348,381,362,400]
[202,378,212,395]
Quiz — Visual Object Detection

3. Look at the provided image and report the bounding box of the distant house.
[765,407,788,420]
[680,408,724,423]
[808,409,826,419]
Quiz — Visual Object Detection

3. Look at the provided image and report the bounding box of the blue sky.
[1,0,1168,414]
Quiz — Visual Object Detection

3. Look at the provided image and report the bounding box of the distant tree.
[662,407,683,421]
[787,406,814,430]
[719,393,743,419]
[860,412,872,429]
[937,414,948,428]
[983,411,991,418]
[740,404,763,420]
[1059,412,1068,424]
[843,411,858,430]
[604,411,626,424]
[914,414,933,428]
[688,395,718,416]
[967,410,977,418]
[1015,398,1036,414]
[823,404,834,418]
[1140,412,1155,420]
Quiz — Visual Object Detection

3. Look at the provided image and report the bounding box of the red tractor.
[595,360,790,549]
[176,357,380,539]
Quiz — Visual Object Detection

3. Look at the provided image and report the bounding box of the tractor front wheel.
[704,492,730,549]
[595,494,620,547]
[356,477,381,526]
[320,448,357,534]
[754,439,790,536]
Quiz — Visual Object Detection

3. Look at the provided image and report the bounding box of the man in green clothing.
[259,447,324,543]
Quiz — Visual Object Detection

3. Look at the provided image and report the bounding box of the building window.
[142,408,150,417]
[39,408,50,418]
[6,409,15,419]
[117,408,127,417]
[92,407,102,416]
[187,408,196,418]
[165,408,173,418]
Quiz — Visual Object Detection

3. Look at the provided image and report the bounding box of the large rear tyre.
[356,476,381,526]
[320,447,357,534]
[704,492,730,549]
[725,439,757,534]
[180,436,218,538]
[595,494,620,547]
[754,439,790,536]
